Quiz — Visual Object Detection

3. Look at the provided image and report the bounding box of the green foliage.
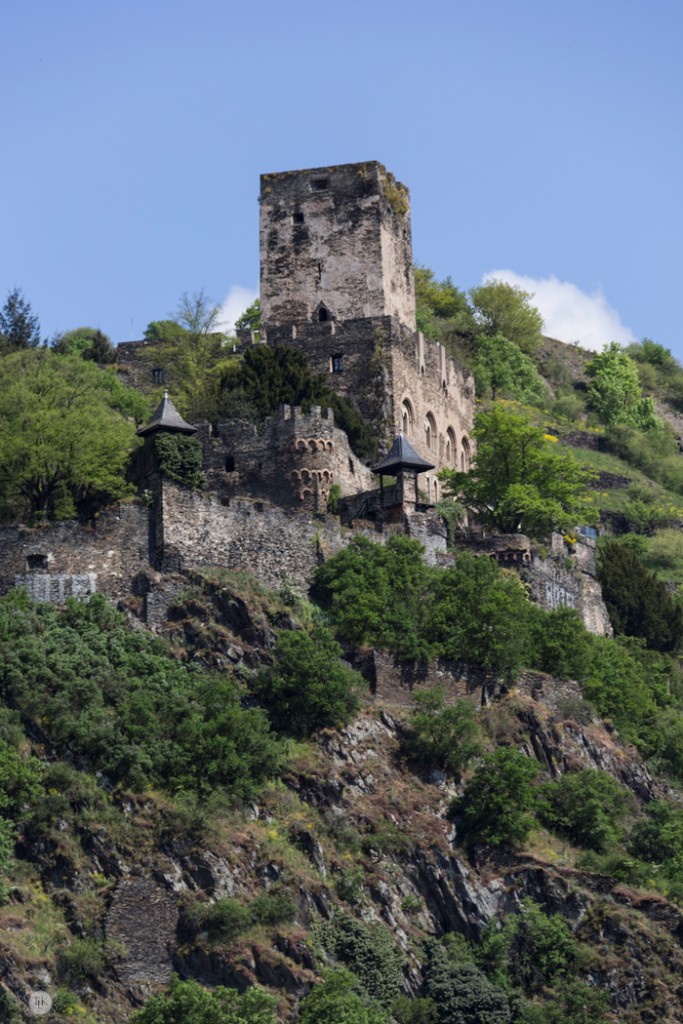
[0,592,283,796]
[470,281,543,354]
[131,976,278,1024]
[478,900,580,996]
[57,937,110,981]
[219,345,375,458]
[0,741,44,820]
[318,914,405,1007]
[586,342,659,429]
[424,941,511,1024]
[0,349,142,521]
[0,817,15,903]
[0,287,40,350]
[185,889,295,944]
[52,327,115,363]
[254,624,364,737]
[473,334,546,405]
[392,996,438,1024]
[327,482,342,513]
[526,606,592,680]
[440,404,595,538]
[145,290,229,421]
[154,432,205,489]
[414,266,475,346]
[517,980,609,1024]
[403,689,483,780]
[143,319,191,342]
[299,969,390,1024]
[538,769,632,852]
[454,748,540,849]
[597,540,683,652]
[234,298,261,335]
[628,801,683,881]
[315,536,532,679]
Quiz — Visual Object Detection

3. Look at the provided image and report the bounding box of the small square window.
[331,353,344,373]
[310,178,328,192]
[27,554,48,570]
[292,211,304,224]
[153,368,165,385]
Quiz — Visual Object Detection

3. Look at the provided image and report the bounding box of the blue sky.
[3,0,682,357]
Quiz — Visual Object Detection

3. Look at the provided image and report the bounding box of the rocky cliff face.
[1,579,681,1023]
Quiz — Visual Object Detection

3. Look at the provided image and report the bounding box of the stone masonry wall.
[260,162,415,331]
[0,504,151,601]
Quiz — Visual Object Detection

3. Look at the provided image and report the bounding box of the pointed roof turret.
[372,432,435,475]
[137,391,196,437]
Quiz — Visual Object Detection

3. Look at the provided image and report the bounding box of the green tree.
[254,624,364,737]
[628,800,683,877]
[414,266,475,344]
[145,290,229,421]
[597,540,683,652]
[441,404,595,538]
[52,327,116,363]
[131,976,277,1024]
[0,350,144,521]
[424,943,511,1024]
[538,769,632,852]
[472,333,546,405]
[234,298,261,335]
[470,281,543,354]
[403,688,483,780]
[0,287,40,350]
[0,817,15,903]
[527,606,592,681]
[586,342,658,429]
[299,970,390,1024]
[454,747,540,849]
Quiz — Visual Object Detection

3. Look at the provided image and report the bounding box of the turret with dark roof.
[137,392,196,437]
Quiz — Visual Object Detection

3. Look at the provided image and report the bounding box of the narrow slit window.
[331,353,344,373]
[152,368,165,385]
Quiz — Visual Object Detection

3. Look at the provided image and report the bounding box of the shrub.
[154,432,205,489]
[454,748,540,849]
[403,688,483,780]
[597,540,683,652]
[478,901,579,995]
[527,606,592,680]
[318,915,405,1007]
[538,769,633,852]
[299,969,390,1024]
[517,980,609,1024]
[424,942,511,1024]
[131,976,277,1024]
[628,801,683,877]
[57,938,109,982]
[254,624,364,737]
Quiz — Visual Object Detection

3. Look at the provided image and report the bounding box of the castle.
[0,161,610,636]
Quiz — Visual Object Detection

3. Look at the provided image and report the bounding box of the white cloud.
[216,285,258,334]
[482,269,636,351]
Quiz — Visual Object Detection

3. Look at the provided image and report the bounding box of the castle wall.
[0,504,150,602]
[198,405,374,513]
[260,162,415,331]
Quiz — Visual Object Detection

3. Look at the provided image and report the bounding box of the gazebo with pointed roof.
[137,391,196,437]
[372,432,435,507]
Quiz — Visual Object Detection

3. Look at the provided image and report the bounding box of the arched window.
[446,427,457,465]
[401,399,414,437]
[461,436,471,472]
[425,412,437,453]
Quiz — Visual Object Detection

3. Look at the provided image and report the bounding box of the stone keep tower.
[260,161,416,331]
[259,161,475,499]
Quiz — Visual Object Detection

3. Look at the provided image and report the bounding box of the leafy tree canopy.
[0,287,40,351]
[131,976,277,1024]
[538,769,633,852]
[472,333,546,405]
[0,349,147,521]
[454,747,540,849]
[597,540,683,652]
[440,404,595,538]
[469,281,543,354]
[586,342,659,429]
[414,266,475,344]
[52,327,115,363]
[234,298,261,335]
[143,319,191,343]
[254,624,364,737]
[299,969,390,1024]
